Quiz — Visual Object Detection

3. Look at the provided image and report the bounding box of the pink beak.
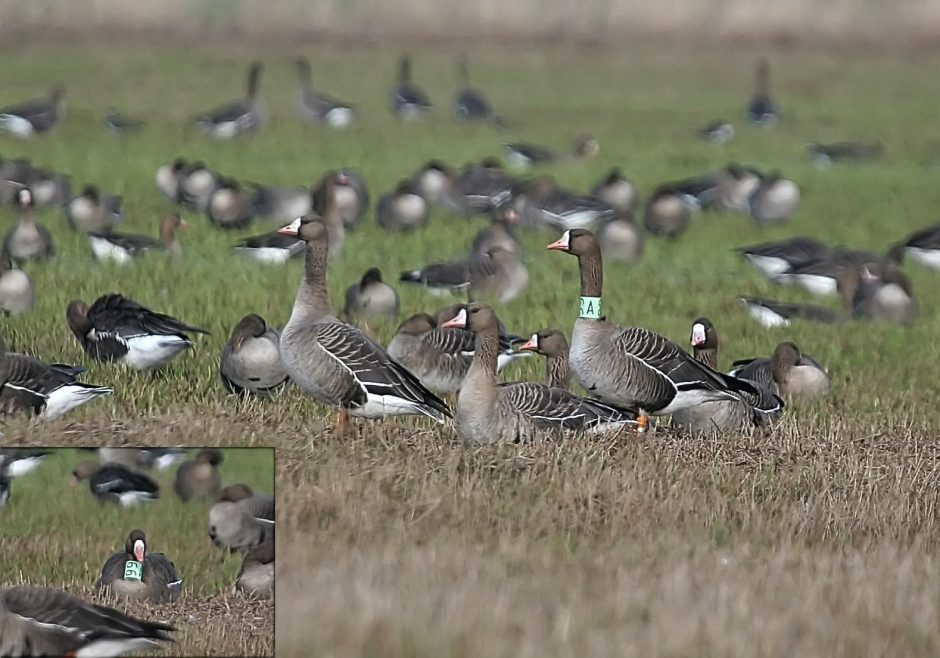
[546,231,570,251]
[519,336,538,351]
[133,540,145,562]
[441,308,467,329]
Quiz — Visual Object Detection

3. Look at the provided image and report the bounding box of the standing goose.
[454,55,494,122]
[174,449,224,501]
[737,236,832,281]
[376,179,430,232]
[0,252,34,315]
[294,56,356,128]
[96,529,182,603]
[196,61,265,138]
[400,245,528,304]
[894,223,940,270]
[277,217,450,426]
[442,304,642,442]
[748,172,800,225]
[747,57,777,126]
[206,178,257,230]
[519,329,571,389]
[0,86,65,137]
[643,184,693,239]
[66,184,124,233]
[88,213,185,264]
[343,268,400,322]
[232,230,304,264]
[590,167,638,214]
[730,342,829,400]
[3,190,54,264]
[66,293,209,370]
[739,297,841,328]
[220,313,288,395]
[504,135,599,170]
[312,169,370,231]
[70,461,159,506]
[236,540,274,598]
[0,585,174,657]
[391,54,432,119]
[208,484,275,553]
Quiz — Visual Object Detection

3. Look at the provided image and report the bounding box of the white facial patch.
[691,323,706,346]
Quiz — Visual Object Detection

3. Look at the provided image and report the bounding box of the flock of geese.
[0,447,273,656]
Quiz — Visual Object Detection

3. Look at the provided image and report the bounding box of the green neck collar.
[580,296,602,319]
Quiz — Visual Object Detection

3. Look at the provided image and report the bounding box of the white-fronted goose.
[105,108,145,135]
[3,190,54,264]
[0,252,34,315]
[278,217,450,426]
[434,303,531,370]
[748,172,800,225]
[312,169,370,231]
[0,448,49,477]
[454,55,494,122]
[89,213,185,264]
[700,120,735,144]
[519,328,571,389]
[232,230,304,264]
[376,179,430,232]
[590,167,638,214]
[343,268,400,321]
[196,62,265,138]
[155,158,188,204]
[207,178,257,230]
[66,184,124,233]
[451,158,515,215]
[737,236,831,281]
[400,245,528,304]
[806,141,883,167]
[220,313,288,395]
[0,585,174,656]
[66,293,209,370]
[730,342,829,400]
[846,262,917,325]
[309,174,346,257]
[747,58,777,126]
[208,483,275,553]
[236,540,274,598]
[505,135,599,170]
[0,86,65,137]
[511,177,617,232]
[295,56,356,128]
[96,529,182,603]
[412,160,458,208]
[249,182,311,223]
[443,304,642,442]
[895,223,940,270]
[596,214,644,263]
[470,204,521,259]
[740,297,841,328]
[689,317,719,370]
[174,449,224,501]
[391,54,432,119]
[643,185,693,239]
[548,229,762,417]
[71,461,159,506]
[178,161,220,212]
[781,247,899,297]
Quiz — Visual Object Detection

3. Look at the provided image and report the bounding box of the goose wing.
[728,357,772,387]
[400,261,471,288]
[145,553,183,587]
[93,465,159,496]
[89,293,208,337]
[901,223,940,249]
[196,99,253,126]
[499,382,598,430]
[456,89,492,119]
[0,353,78,414]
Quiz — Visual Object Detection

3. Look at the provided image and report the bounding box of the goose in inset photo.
[95,529,182,603]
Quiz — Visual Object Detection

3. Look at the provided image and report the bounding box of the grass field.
[2,37,940,656]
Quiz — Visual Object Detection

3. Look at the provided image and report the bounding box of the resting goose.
[806,141,883,167]
[519,328,571,389]
[596,214,644,263]
[780,248,898,297]
[66,293,209,370]
[207,178,257,230]
[454,55,495,122]
[845,262,918,325]
[0,585,174,657]
[295,57,356,128]
[0,252,34,315]
[748,172,800,225]
[233,230,304,264]
[343,268,400,321]
[412,160,458,208]
[400,245,528,304]
[236,540,274,598]
[730,342,829,400]
[391,54,432,119]
[434,303,530,369]
[511,177,617,232]
[737,236,832,281]
[451,158,516,215]
[220,313,289,395]
[208,484,275,553]
[505,135,599,170]
[443,304,642,442]
[91,448,185,472]
[895,223,940,270]
[376,179,430,232]
[548,228,762,418]
[174,449,224,501]
[249,182,311,223]
[740,297,841,328]
[3,189,54,264]
[689,317,718,369]
[0,86,65,137]
[0,448,49,477]
[67,184,124,233]
[746,58,777,126]
[89,213,185,264]
[643,185,693,238]
[71,461,159,506]
[196,61,265,138]
[27,167,71,208]
[178,161,220,212]
[470,203,521,259]
[309,173,347,257]
[590,167,638,214]
[155,158,188,203]
[105,108,145,135]
[700,120,735,144]
[277,217,450,426]
[700,163,762,214]
[96,529,182,603]
[312,169,370,231]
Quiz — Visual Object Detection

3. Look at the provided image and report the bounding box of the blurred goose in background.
[309,176,346,258]
[0,448,49,477]
[70,461,159,506]
[249,181,311,223]
[178,161,220,211]
[174,449,224,502]
[450,158,515,216]
[0,585,174,656]
[688,317,719,370]
[88,213,185,264]
[747,57,777,126]
[504,134,599,169]
[155,158,188,203]
[519,328,571,389]
[780,247,900,297]
[391,54,432,119]
[294,56,356,128]
[0,251,34,315]
[596,214,644,263]
[207,178,257,230]
[105,107,145,135]
[401,245,528,304]
[454,55,495,122]
[0,86,65,137]
[92,448,185,472]
[196,61,265,138]
[376,179,430,231]
[3,189,54,264]
[843,262,917,325]
[96,529,182,603]
[470,203,521,259]
[806,141,883,167]
[343,268,400,321]
[312,169,370,231]
[232,230,304,264]
[643,185,692,238]
[209,483,275,553]
[511,177,616,231]
[0,467,7,506]
[66,184,123,233]
[220,313,289,395]
[737,236,832,281]
[590,167,638,214]
[730,342,829,400]
[236,541,274,598]
[0,158,32,204]
[748,172,800,225]
[894,223,940,270]
[66,293,209,370]
[740,296,841,328]
[27,166,71,207]
[699,120,735,144]
[412,160,457,208]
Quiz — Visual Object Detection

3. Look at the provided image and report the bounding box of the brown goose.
[0,86,65,137]
[88,213,185,264]
[173,449,224,501]
[277,217,450,427]
[746,57,777,126]
[0,585,174,656]
[3,189,54,264]
[342,268,400,321]
[400,245,528,304]
[596,214,643,263]
[66,184,123,233]
[236,541,274,598]
[519,328,571,389]
[376,179,430,232]
[748,172,800,225]
[643,185,692,239]
[470,204,521,259]
[195,61,265,138]
[207,178,256,230]
[590,167,638,214]
[443,304,642,442]
[95,529,182,603]
[844,262,917,325]
[309,173,346,258]
[0,252,34,315]
[208,484,275,553]
[412,160,458,208]
[219,314,288,396]
[730,342,829,400]
[312,169,370,231]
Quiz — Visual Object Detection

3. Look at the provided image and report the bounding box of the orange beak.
[441,308,467,329]
[546,231,570,251]
[519,336,538,351]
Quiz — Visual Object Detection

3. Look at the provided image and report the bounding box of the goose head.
[689,317,717,350]
[359,267,384,290]
[441,302,498,334]
[69,460,101,487]
[771,342,802,385]
[125,529,147,562]
[195,448,224,466]
[520,328,568,356]
[229,314,268,350]
[546,228,599,257]
[279,215,328,244]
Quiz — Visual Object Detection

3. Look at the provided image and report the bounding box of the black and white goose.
[737,236,832,281]
[89,213,185,264]
[895,223,940,270]
[70,461,159,506]
[0,86,65,137]
[778,247,897,297]
[232,230,304,264]
[400,246,528,304]
[0,448,49,477]
[195,62,265,138]
[739,297,841,328]
[295,57,356,128]
[451,158,516,215]
[220,314,289,396]
[746,58,777,126]
[96,529,183,603]
[391,54,432,119]
[66,293,209,370]
[454,55,495,122]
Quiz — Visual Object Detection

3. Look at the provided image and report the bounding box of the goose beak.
[441,308,468,329]
[519,334,539,351]
[278,217,302,236]
[133,539,145,561]
[690,323,706,347]
[546,231,571,251]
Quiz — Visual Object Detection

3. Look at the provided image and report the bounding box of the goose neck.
[290,241,331,323]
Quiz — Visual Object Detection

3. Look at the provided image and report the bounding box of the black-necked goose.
[0,251,34,315]
[806,141,883,167]
[66,293,209,370]
[470,203,521,259]
[740,297,841,328]
[343,268,400,321]
[312,169,370,231]
[699,120,735,144]
[519,328,571,390]
[596,214,644,263]
[236,540,274,598]
[105,108,145,135]
[96,529,182,603]
[178,161,221,212]
[89,213,185,264]
[401,245,528,304]
[451,158,516,215]
[174,449,224,501]
[443,304,642,442]
[642,185,693,238]
[505,134,599,170]
[155,158,188,204]
[376,179,430,232]
[249,182,311,223]
[220,313,288,396]
[454,55,494,122]
[748,172,800,225]
[746,58,777,126]
[895,223,940,270]
[66,184,124,233]
[277,217,450,426]
[232,230,304,264]
[548,228,761,418]
[71,461,159,506]
[845,262,918,325]
[391,54,432,119]
[737,236,832,281]
[590,167,638,215]
[207,177,257,230]
[3,189,54,264]
[0,86,65,137]
[0,585,174,656]
[730,342,829,400]
[208,483,275,553]
[295,56,356,128]
[0,448,49,477]
[196,61,265,138]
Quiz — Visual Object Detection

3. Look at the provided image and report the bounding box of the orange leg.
[636,414,649,434]
[335,408,350,434]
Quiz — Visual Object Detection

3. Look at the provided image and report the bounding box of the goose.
[590,167,638,214]
[312,169,370,231]
[0,585,174,657]
[70,461,159,506]
[0,346,111,420]
[730,342,829,400]
[96,529,182,603]
[206,178,257,230]
[3,189,54,264]
[806,141,883,167]
[688,317,719,370]
[232,230,304,264]
[248,182,311,223]
[400,245,528,304]
[343,268,400,321]
[740,297,841,328]
[88,213,185,264]
[220,313,289,395]
[748,172,800,225]
[434,303,531,369]
[451,158,515,215]
[0,448,49,477]
[66,184,124,233]
[412,160,458,208]
[504,134,599,170]
[470,203,521,259]
[699,120,735,144]
[196,61,265,138]
[643,185,693,238]
[454,55,494,122]
[0,252,34,315]
[746,58,777,126]
[519,328,571,389]
[178,161,220,211]
[845,262,917,325]
[376,179,430,232]
[277,216,451,427]
[66,293,209,370]
[442,304,642,442]
[90,448,185,472]
[391,54,432,119]
[236,541,274,598]
[0,86,65,137]
[105,108,145,135]
[511,177,617,231]
[0,158,33,205]
[155,158,188,203]
[547,228,762,418]
[174,449,224,501]
[780,248,899,297]
[894,223,940,270]
[309,174,347,257]
[27,167,71,208]
[294,56,356,128]
[208,483,275,553]
[737,236,832,281]
[596,214,644,263]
